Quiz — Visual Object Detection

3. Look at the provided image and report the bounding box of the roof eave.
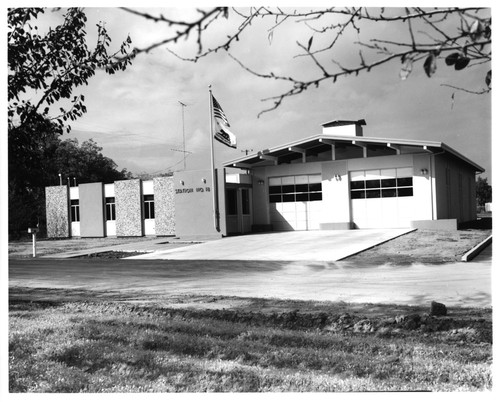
[223,135,484,173]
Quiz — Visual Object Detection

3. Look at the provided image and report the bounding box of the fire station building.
[45,119,483,239]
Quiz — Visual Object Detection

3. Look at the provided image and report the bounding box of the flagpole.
[208,85,220,232]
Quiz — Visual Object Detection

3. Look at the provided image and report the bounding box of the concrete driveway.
[126,229,415,261]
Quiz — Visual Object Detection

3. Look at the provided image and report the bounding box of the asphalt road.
[9,256,492,307]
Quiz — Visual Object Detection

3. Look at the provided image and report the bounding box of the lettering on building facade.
[175,187,211,195]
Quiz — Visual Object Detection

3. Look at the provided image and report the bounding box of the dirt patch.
[10,288,492,342]
[344,229,491,265]
[8,237,157,258]
[73,251,150,259]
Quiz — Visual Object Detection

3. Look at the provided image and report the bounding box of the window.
[269,175,322,203]
[144,195,155,219]
[70,199,80,222]
[350,168,414,199]
[226,189,237,215]
[241,189,250,215]
[105,197,116,221]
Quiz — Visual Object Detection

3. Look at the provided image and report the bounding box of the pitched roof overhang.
[223,134,484,173]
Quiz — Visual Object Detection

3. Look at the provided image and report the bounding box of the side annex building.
[45,120,484,239]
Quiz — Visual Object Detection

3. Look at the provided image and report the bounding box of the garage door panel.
[294,220,307,231]
[351,199,367,227]
[268,175,322,231]
[365,198,383,228]
[350,169,414,229]
[282,202,296,213]
[397,197,414,220]
[381,197,399,228]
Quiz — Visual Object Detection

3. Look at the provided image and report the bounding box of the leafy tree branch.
[8,7,133,133]
[120,7,491,115]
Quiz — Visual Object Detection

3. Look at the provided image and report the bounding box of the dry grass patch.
[345,229,491,264]
[8,237,155,258]
[9,290,492,392]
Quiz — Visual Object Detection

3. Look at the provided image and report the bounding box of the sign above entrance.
[175,187,211,195]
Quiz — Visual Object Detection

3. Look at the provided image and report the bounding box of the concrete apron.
[125,228,415,261]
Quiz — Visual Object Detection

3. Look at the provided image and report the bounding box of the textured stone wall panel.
[153,176,175,235]
[115,179,143,236]
[45,186,69,238]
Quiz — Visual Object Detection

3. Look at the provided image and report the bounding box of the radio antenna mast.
[179,101,187,170]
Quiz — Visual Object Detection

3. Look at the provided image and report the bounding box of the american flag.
[212,95,230,126]
[212,94,237,148]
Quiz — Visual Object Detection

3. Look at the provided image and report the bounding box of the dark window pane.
[381,178,396,188]
[398,187,413,197]
[144,194,154,201]
[282,185,295,194]
[296,193,309,201]
[71,206,80,222]
[226,189,237,215]
[309,183,322,192]
[382,189,397,198]
[283,194,295,202]
[350,190,365,199]
[70,199,79,206]
[242,189,250,214]
[397,177,413,187]
[366,189,381,198]
[309,192,322,201]
[269,194,281,203]
[295,184,309,193]
[365,179,381,189]
[269,186,281,194]
[105,197,115,203]
[350,181,365,190]
[150,203,155,219]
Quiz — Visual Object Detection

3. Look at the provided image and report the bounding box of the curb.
[461,235,492,262]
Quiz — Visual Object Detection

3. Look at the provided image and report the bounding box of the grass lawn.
[9,289,492,392]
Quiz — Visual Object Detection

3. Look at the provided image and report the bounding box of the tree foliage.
[52,138,133,185]
[8,7,134,238]
[476,177,492,207]
[8,7,133,133]
[8,118,132,238]
[119,7,491,115]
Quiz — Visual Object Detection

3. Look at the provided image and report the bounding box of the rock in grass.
[431,301,447,316]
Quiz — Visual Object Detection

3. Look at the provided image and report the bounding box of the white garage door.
[350,168,414,228]
[269,174,322,231]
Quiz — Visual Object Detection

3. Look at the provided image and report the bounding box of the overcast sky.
[12,4,495,181]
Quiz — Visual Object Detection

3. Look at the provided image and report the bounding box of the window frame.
[268,175,323,203]
[143,194,155,220]
[70,199,80,222]
[105,197,116,221]
[350,169,414,200]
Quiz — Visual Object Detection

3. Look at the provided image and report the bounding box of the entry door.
[226,188,252,234]
[269,175,322,231]
[350,168,414,228]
